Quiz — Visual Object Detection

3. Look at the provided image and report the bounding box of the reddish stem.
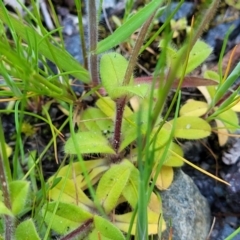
[60,219,93,240]
[112,97,126,159]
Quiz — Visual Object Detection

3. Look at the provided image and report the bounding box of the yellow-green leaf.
[65,131,115,154]
[58,159,108,177]
[0,202,13,216]
[231,98,240,112]
[114,209,166,235]
[54,159,109,190]
[122,166,139,208]
[167,116,211,139]
[96,96,133,119]
[42,202,93,234]
[180,99,208,117]
[96,159,133,214]
[164,142,184,167]
[79,107,113,134]
[88,229,113,240]
[184,40,212,75]
[48,176,94,208]
[94,215,125,240]
[100,52,133,99]
[216,109,239,132]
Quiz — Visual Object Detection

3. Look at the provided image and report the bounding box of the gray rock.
[160,169,211,240]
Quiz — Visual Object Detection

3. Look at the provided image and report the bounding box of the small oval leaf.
[215,119,229,146]
[152,166,173,190]
[167,116,211,139]
[180,99,208,117]
[164,142,184,167]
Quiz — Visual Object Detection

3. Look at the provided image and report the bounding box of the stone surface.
[160,169,211,240]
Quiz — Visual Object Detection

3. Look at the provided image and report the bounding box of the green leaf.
[94,215,125,240]
[57,159,108,178]
[213,62,240,105]
[122,166,139,208]
[167,116,211,139]
[95,97,116,119]
[96,0,164,54]
[0,9,89,83]
[48,176,94,208]
[96,159,133,214]
[15,219,40,240]
[180,99,208,117]
[100,53,149,99]
[42,201,93,234]
[119,125,137,152]
[184,40,212,75]
[151,127,171,149]
[204,70,220,82]
[114,209,164,235]
[52,159,109,190]
[80,107,113,134]
[96,97,133,118]
[10,180,30,215]
[117,84,149,98]
[159,40,178,67]
[160,40,212,77]
[216,109,239,132]
[88,229,113,240]
[100,52,132,99]
[0,202,13,216]
[164,143,184,167]
[65,131,115,154]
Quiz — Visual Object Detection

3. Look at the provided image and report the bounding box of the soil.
[2,0,240,239]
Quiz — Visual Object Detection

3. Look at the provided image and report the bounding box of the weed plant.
[0,0,239,239]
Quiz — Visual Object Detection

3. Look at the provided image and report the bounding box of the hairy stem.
[112,97,126,157]
[86,0,99,86]
[191,0,220,48]
[123,10,157,86]
[111,11,157,158]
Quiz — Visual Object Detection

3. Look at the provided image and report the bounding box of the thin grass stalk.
[0,118,13,240]
[218,27,233,83]
[136,109,148,239]
[75,0,88,69]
